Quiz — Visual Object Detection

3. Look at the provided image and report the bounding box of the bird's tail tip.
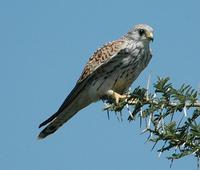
[37,132,46,140]
[37,122,59,140]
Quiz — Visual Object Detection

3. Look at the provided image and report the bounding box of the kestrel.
[38,24,154,139]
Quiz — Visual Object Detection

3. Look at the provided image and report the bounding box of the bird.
[38,24,154,139]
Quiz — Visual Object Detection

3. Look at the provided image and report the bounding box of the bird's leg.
[106,90,127,104]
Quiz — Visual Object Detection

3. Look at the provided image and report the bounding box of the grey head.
[125,24,154,42]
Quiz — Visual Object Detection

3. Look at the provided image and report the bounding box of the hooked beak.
[146,31,154,41]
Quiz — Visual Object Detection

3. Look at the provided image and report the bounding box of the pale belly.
[87,63,142,101]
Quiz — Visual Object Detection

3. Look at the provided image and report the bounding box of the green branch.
[104,77,200,161]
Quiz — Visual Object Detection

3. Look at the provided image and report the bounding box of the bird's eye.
[139,29,145,36]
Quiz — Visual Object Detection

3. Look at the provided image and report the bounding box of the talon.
[106,90,127,104]
[113,93,126,104]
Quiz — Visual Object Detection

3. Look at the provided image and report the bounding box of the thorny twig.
[104,77,200,162]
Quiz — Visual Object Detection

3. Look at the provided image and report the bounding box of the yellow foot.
[106,90,127,104]
[113,92,126,104]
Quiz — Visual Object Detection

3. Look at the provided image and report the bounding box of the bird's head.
[126,24,154,42]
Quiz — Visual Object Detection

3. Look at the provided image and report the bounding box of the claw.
[106,90,127,104]
[113,92,126,104]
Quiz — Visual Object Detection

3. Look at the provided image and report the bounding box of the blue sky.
[0,0,200,170]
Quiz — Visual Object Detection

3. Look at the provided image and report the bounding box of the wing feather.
[39,39,127,128]
[77,39,126,83]
[38,81,87,128]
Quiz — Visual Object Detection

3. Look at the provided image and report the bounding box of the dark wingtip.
[38,122,46,128]
[38,112,59,128]
[38,119,50,128]
[38,124,58,139]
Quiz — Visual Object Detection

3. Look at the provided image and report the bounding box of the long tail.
[38,96,92,139]
[38,110,76,139]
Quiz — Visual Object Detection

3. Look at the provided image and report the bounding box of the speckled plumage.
[78,40,125,82]
[38,24,154,139]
